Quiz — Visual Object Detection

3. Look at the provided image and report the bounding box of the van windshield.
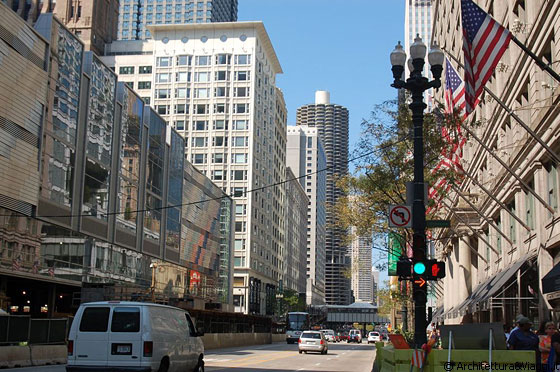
[80,307,110,332]
[111,307,140,332]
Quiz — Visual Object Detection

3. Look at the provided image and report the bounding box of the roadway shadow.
[207,369,344,372]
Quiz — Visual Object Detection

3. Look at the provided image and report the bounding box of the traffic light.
[426,260,445,279]
[396,260,412,277]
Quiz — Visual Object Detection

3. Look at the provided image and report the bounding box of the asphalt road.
[205,341,376,372]
[0,342,376,372]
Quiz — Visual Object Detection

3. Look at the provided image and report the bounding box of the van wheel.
[158,357,169,372]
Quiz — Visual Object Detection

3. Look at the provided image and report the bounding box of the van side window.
[80,307,110,332]
[111,307,140,332]
[185,313,196,336]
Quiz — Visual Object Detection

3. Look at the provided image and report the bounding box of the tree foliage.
[335,99,469,241]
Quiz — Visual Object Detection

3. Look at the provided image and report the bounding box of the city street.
[0,342,376,372]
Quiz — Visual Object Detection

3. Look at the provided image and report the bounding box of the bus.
[286,312,310,344]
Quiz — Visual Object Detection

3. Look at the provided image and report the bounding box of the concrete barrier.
[30,345,67,366]
[201,332,273,350]
[272,334,285,343]
[0,345,32,368]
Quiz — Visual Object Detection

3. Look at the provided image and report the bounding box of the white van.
[66,301,205,372]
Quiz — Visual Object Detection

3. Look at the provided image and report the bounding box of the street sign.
[388,233,405,276]
[388,205,412,228]
[426,220,451,228]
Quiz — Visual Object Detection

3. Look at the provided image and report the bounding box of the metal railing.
[0,316,70,345]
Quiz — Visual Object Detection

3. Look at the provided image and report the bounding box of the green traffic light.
[413,262,426,275]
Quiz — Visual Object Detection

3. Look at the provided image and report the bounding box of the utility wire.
[1,135,411,219]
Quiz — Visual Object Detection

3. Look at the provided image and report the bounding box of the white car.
[320,329,336,343]
[299,331,328,354]
[66,301,205,372]
[368,331,381,343]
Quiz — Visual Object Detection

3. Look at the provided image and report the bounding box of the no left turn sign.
[388,205,412,228]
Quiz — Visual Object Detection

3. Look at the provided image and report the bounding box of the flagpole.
[458,166,531,232]
[438,198,499,256]
[448,183,515,246]
[456,119,556,214]
[511,36,560,84]
[444,50,560,165]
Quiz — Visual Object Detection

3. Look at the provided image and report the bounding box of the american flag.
[461,0,511,114]
[12,256,21,271]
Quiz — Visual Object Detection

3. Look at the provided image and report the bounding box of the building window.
[157,57,172,67]
[192,137,207,147]
[196,55,211,65]
[142,97,151,104]
[233,120,248,130]
[175,88,189,98]
[496,216,502,255]
[233,153,247,164]
[215,70,229,81]
[213,120,228,130]
[508,201,516,243]
[177,55,191,66]
[156,89,170,99]
[174,104,187,114]
[156,73,170,82]
[192,153,206,164]
[235,87,248,97]
[546,162,558,213]
[157,105,169,115]
[195,88,209,98]
[232,170,247,180]
[195,71,209,82]
[193,120,207,130]
[235,54,251,65]
[235,204,246,215]
[138,81,151,89]
[214,103,227,113]
[195,104,208,114]
[212,170,225,181]
[235,71,250,81]
[212,153,224,163]
[175,120,185,130]
[234,103,248,114]
[139,66,152,74]
[213,136,227,147]
[525,180,535,230]
[215,54,231,65]
[119,66,135,74]
[176,71,190,82]
[233,137,247,147]
[215,86,228,97]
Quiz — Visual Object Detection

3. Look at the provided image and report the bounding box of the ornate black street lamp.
[390,35,444,347]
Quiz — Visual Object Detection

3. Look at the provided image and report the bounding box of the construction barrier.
[378,345,534,372]
[0,345,66,368]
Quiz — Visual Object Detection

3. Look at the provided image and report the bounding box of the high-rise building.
[371,269,379,307]
[117,0,238,40]
[286,126,327,305]
[102,21,288,315]
[0,5,234,316]
[296,91,350,305]
[404,0,433,107]
[4,0,120,55]
[350,227,373,304]
[283,168,309,297]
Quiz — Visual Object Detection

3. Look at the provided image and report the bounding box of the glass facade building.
[0,8,234,317]
[117,0,238,40]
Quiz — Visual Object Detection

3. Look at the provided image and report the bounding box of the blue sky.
[239,0,405,287]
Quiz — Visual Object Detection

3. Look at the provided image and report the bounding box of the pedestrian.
[538,321,556,366]
[508,316,540,365]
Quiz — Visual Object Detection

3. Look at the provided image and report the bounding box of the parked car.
[367,331,381,344]
[340,331,349,342]
[298,331,328,354]
[348,329,362,343]
[66,301,205,372]
[320,329,336,343]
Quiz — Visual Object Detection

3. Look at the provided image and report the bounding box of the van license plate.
[117,345,131,353]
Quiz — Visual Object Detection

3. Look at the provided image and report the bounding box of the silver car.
[298,331,328,354]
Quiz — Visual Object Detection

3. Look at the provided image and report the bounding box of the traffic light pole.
[391,38,443,347]
[410,60,428,347]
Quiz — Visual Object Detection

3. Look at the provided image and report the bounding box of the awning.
[430,306,444,322]
[451,255,532,314]
[542,263,560,294]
